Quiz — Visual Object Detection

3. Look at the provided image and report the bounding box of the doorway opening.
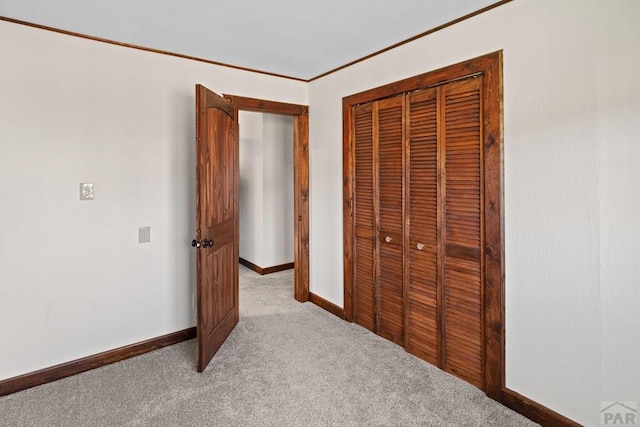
[238,111,295,275]
[225,95,310,302]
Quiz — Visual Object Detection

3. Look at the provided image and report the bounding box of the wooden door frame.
[223,95,310,302]
[342,51,504,398]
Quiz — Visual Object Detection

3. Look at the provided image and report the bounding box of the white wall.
[261,113,294,267]
[307,0,640,425]
[0,20,307,381]
[239,112,294,268]
[239,111,264,265]
[597,0,640,406]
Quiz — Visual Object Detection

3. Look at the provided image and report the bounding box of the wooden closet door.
[345,52,503,395]
[405,88,439,365]
[352,103,376,332]
[441,77,484,388]
[375,96,405,345]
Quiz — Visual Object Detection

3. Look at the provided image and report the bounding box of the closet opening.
[238,111,295,276]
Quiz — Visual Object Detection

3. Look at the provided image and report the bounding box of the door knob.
[385,236,392,243]
[192,239,214,249]
[416,243,425,250]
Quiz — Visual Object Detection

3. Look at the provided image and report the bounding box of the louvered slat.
[376,96,404,345]
[353,103,376,332]
[406,89,439,364]
[442,78,483,388]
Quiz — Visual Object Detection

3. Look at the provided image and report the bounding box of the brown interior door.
[194,84,239,373]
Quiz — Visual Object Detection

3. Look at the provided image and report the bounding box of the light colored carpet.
[0,266,537,426]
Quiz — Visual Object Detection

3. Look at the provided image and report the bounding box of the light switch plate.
[138,226,151,243]
[80,182,94,200]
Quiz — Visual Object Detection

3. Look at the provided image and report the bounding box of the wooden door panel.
[375,96,404,345]
[195,85,238,373]
[406,88,439,364]
[214,243,235,324]
[354,238,376,331]
[353,103,376,331]
[200,243,234,329]
[441,78,483,388]
[406,249,439,364]
[377,243,404,344]
[376,97,404,236]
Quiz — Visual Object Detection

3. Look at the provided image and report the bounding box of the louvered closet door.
[350,76,485,389]
[353,103,376,332]
[441,77,484,388]
[405,88,439,365]
[375,96,405,345]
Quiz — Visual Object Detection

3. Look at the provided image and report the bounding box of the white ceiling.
[0,0,500,80]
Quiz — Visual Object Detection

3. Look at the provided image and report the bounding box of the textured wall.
[239,111,265,265]
[239,112,294,268]
[261,113,294,268]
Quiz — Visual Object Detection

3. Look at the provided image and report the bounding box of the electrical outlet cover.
[138,226,151,243]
